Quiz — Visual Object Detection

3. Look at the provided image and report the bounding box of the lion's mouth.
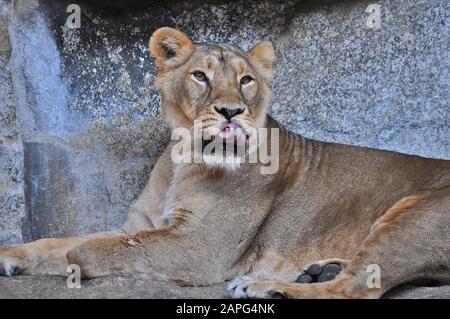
[201,122,248,153]
[218,122,247,145]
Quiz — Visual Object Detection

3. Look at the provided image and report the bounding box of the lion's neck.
[264,115,322,181]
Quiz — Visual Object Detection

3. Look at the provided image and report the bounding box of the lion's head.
[149,27,275,169]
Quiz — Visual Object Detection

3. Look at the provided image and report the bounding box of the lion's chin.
[202,154,242,172]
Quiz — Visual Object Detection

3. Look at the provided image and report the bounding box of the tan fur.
[1,28,449,298]
[371,194,430,234]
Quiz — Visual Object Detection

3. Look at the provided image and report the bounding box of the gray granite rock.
[0,12,25,245]
[383,284,450,299]
[0,275,449,299]
[1,0,170,240]
[0,275,228,299]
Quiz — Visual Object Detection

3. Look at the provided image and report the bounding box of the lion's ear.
[248,41,275,71]
[149,27,195,72]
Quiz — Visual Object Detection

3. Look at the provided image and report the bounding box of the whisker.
[202,124,217,130]
[240,120,254,126]
[202,118,219,123]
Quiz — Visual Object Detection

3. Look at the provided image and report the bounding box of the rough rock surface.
[0,275,449,299]
[0,275,229,299]
[0,11,25,245]
[0,0,449,298]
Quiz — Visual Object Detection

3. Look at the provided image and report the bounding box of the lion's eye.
[193,71,208,82]
[240,75,253,86]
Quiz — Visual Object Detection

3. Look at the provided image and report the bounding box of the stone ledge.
[1,275,449,299]
[0,275,228,299]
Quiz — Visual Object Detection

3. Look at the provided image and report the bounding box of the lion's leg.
[0,147,173,277]
[231,189,450,298]
[0,199,156,277]
[64,209,236,284]
[0,230,125,276]
[0,198,153,277]
[0,191,156,277]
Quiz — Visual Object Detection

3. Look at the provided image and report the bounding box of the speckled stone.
[0,276,449,299]
[0,14,25,245]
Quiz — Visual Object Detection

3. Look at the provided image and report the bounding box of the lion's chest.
[163,165,277,243]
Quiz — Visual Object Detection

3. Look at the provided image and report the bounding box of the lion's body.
[1,28,449,298]
[121,116,450,294]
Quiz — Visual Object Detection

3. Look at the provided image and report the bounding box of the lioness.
[1,27,449,299]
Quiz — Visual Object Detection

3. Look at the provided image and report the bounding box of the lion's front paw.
[67,237,127,278]
[0,246,25,277]
[66,241,112,279]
